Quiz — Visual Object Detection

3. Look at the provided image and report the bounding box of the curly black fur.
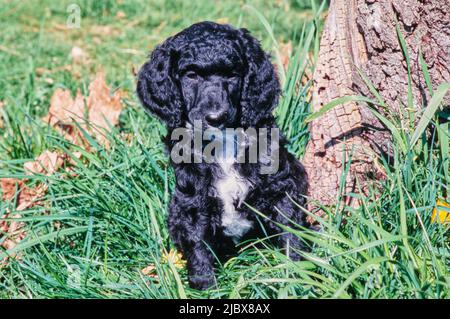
[137,21,309,290]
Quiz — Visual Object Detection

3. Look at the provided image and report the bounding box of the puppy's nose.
[205,111,228,127]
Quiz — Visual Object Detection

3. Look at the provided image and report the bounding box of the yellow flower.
[432,199,450,224]
[161,249,186,269]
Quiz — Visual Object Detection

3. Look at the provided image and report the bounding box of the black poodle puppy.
[137,21,309,290]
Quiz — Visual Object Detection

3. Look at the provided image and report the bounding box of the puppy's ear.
[137,43,182,128]
[239,28,281,127]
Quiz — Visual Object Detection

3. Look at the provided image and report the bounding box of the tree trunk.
[303,0,449,209]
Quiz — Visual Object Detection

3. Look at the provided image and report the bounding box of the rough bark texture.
[303,0,450,208]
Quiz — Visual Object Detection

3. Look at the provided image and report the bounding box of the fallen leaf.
[23,150,66,176]
[1,178,24,202]
[1,178,47,212]
[43,88,85,127]
[35,67,48,76]
[90,25,118,37]
[43,70,124,147]
[53,220,61,230]
[43,88,89,148]
[92,37,102,45]
[279,41,292,71]
[131,65,138,76]
[63,152,82,178]
[0,100,4,128]
[52,23,68,32]
[0,213,26,252]
[15,183,47,212]
[0,147,73,261]
[216,17,229,24]
[0,180,26,250]
[68,151,82,164]
[87,71,124,144]
[44,88,74,126]
[1,179,47,260]
[70,46,89,65]
[36,65,72,76]
[275,0,290,11]
[141,264,157,277]
[432,199,450,224]
[120,132,133,145]
[43,77,54,85]
[0,44,21,57]
[116,10,126,19]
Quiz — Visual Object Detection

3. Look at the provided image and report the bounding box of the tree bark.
[303,0,449,209]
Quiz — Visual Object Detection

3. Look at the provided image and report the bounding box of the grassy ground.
[0,0,448,299]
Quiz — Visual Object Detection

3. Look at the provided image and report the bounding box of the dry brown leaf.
[56,125,90,150]
[87,71,124,144]
[87,71,123,128]
[43,88,84,126]
[62,151,82,178]
[161,249,186,269]
[72,89,87,122]
[43,70,124,148]
[1,213,26,253]
[69,151,82,163]
[1,147,73,259]
[1,178,24,202]
[0,100,5,128]
[36,65,72,76]
[141,264,156,275]
[1,178,48,259]
[216,17,229,24]
[52,23,68,32]
[275,0,290,12]
[141,264,158,279]
[1,142,83,264]
[45,88,74,125]
[432,199,450,224]
[90,25,118,37]
[92,37,102,45]
[15,183,47,211]
[0,214,10,234]
[43,88,89,148]
[43,77,54,85]
[1,212,24,261]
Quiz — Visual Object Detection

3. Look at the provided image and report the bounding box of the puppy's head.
[137,21,280,130]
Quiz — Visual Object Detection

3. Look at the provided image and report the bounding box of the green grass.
[0,0,448,299]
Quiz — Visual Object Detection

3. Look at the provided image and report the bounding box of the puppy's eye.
[185,71,198,80]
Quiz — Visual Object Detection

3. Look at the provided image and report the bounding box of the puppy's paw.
[189,273,216,290]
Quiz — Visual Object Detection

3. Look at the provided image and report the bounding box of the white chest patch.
[214,158,253,241]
